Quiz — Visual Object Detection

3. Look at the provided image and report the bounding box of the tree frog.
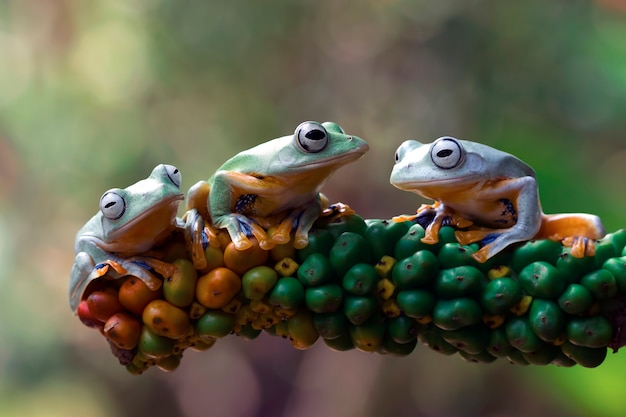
[69,164,206,312]
[390,136,605,262]
[187,121,369,251]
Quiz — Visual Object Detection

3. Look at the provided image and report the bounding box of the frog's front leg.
[210,170,275,250]
[463,177,542,263]
[179,208,220,269]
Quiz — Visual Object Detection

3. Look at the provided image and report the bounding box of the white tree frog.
[69,164,206,312]
[390,136,605,262]
[187,121,369,251]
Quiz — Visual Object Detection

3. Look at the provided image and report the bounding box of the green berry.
[312,312,349,340]
[378,335,418,357]
[518,261,567,299]
[195,310,236,339]
[528,299,565,342]
[566,315,613,348]
[603,257,626,292]
[329,232,372,276]
[268,277,305,309]
[242,266,278,300]
[343,295,377,325]
[342,263,378,295]
[481,277,523,315]
[558,283,594,315]
[418,325,459,355]
[305,283,343,313]
[391,250,439,290]
[323,332,355,351]
[297,253,333,287]
[505,317,544,353]
[437,243,478,269]
[296,228,334,261]
[396,289,436,320]
[349,315,386,352]
[441,325,490,354]
[394,224,427,260]
[560,341,607,368]
[580,269,617,300]
[432,298,482,331]
[511,239,562,273]
[486,327,515,358]
[434,265,486,299]
[387,315,420,344]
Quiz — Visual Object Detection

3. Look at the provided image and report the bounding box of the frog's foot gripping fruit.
[73,211,626,374]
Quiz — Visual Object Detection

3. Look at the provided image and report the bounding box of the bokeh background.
[1,1,626,416]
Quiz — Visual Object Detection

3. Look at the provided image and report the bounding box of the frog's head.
[271,121,369,174]
[98,164,184,246]
[390,136,487,191]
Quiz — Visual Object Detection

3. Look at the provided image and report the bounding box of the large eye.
[295,121,329,153]
[430,137,464,169]
[100,191,126,220]
[164,164,182,188]
[394,140,415,164]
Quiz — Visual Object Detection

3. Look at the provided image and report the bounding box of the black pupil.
[105,201,117,209]
[305,129,326,141]
[437,149,453,158]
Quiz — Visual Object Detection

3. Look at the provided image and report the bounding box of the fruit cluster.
[75,213,626,374]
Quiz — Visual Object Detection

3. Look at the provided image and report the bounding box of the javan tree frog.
[69,164,206,312]
[187,121,369,251]
[390,136,605,262]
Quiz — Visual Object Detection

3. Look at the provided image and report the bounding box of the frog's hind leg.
[537,213,606,258]
[186,180,211,221]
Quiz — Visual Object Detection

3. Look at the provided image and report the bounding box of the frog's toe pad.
[562,236,596,258]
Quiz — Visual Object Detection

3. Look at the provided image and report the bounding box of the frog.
[69,164,207,312]
[186,121,369,251]
[390,136,605,263]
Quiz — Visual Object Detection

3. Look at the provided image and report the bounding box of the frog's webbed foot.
[561,236,596,258]
[290,203,324,250]
[215,213,271,251]
[469,227,538,263]
[180,209,220,269]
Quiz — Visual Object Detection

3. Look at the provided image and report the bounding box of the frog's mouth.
[297,144,369,169]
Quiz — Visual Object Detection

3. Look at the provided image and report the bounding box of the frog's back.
[461,140,536,180]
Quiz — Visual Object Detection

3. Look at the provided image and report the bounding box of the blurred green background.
[1,0,625,416]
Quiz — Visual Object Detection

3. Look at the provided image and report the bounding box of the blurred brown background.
[1,1,625,416]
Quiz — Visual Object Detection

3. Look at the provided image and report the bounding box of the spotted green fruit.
[396,289,436,320]
[323,332,355,352]
[580,269,617,300]
[379,335,418,357]
[297,253,333,287]
[522,344,559,366]
[437,243,478,269]
[394,224,428,260]
[343,295,377,326]
[434,266,486,299]
[603,257,626,292]
[518,261,567,299]
[324,214,367,239]
[330,232,373,276]
[268,277,305,309]
[313,312,349,340]
[418,325,458,355]
[441,325,489,354]
[566,315,613,348]
[138,326,176,359]
[296,228,333,261]
[286,310,319,349]
[528,299,565,342]
[432,298,482,331]
[342,263,378,295]
[487,327,515,358]
[195,310,236,339]
[387,315,420,344]
[560,341,607,368]
[505,317,544,353]
[349,315,385,352]
[510,239,562,273]
[558,284,594,315]
[481,278,523,315]
[305,284,343,314]
[242,266,278,300]
[392,250,439,290]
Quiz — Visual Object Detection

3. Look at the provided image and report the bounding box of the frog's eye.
[100,191,126,220]
[431,137,464,169]
[164,164,182,188]
[295,121,329,153]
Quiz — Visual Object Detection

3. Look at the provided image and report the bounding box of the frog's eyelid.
[100,190,126,220]
[163,164,182,188]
